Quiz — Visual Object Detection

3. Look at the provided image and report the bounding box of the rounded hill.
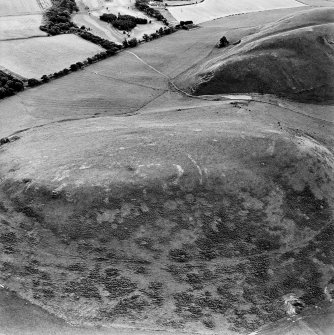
[179,8,334,102]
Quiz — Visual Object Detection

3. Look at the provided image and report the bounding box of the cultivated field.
[0,0,43,16]
[74,0,165,42]
[0,0,51,40]
[0,35,104,79]
[0,15,47,40]
[168,0,305,23]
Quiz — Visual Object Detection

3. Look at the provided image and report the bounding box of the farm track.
[124,50,334,125]
[125,51,214,101]
[88,69,168,91]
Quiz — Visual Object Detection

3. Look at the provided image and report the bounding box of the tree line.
[135,0,168,25]
[40,0,121,52]
[40,0,79,35]
[0,0,183,100]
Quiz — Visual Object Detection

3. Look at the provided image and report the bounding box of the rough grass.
[0,104,333,332]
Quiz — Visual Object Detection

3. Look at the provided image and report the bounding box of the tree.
[76,62,83,69]
[122,39,129,48]
[100,13,117,23]
[12,80,24,91]
[27,78,41,87]
[143,34,150,42]
[41,75,50,83]
[128,38,138,48]
[150,32,158,40]
[218,36,229,48]
[0,87,7,98]
[70,64,78,71]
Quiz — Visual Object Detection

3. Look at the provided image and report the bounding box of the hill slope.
[0,104,333,334]
[178,8,334,102]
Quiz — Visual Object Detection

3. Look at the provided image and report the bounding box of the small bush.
[217,36,229,48]
[128,38,138,48]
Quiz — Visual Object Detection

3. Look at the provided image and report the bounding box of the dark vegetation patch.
[195,192,281,258]
[202,317,216,329]
[33,287,55,299]
[64,278,101,299]
[169,248,192,262]
[105,268,120,278]
[40,0,79,36]
[173,291,231,322]
[0,71,24,100]
[104,277,137,298]
[135,0,167,23]
[283,184,330,231]
[244,250,325,309]
[66,263,86,272]
[0,231,17,245]
[109,294,150,316]
[313,224,334,264]
[100,13,148,32]
[0,161,331,333]
[0,228,17,252]
[141,281,164,306]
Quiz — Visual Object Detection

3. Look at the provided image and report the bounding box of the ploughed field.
[0,3,333,335]
[0,0,51,40]
[0,35,104,79]
[0,15,48,41]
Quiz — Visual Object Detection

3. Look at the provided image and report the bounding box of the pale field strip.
[168,0,306,24]
[0,35,104,79]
